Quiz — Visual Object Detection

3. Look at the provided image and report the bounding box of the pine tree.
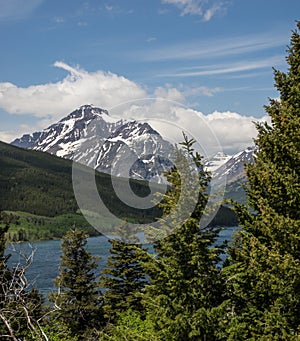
[222,22,300,340]
[100,224,149,323]
[49,229,103,338]
[143,134,225,340]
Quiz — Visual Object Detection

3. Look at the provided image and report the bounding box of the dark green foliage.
[100,225,149,322]
[49,229,104,338]
[0,141,78,216]
[3,211,102,242]
[223,22,300,339]
[144,134,225,340]
[0,141,162,224]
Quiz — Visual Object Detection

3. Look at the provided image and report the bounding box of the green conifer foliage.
[223,22,300,340]
[50,229,103,338]
[100,224,149,322]
[144,134,225,341]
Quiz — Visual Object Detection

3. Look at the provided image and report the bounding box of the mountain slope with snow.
[213,146,256,184]
[12,105,174,182]
[12,104,257,193]
[204,151,232,173]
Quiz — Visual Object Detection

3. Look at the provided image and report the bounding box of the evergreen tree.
[144,134,225,340]
[49,229,103,338]
[222,22,300,340]
[100,224,149,323]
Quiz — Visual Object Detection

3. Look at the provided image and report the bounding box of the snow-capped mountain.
[213,146,256,184]
[12,104,257,187]
[203,147,256,204]
[204,151,232,173]
[12,105,174,182]
[12,131,44,149]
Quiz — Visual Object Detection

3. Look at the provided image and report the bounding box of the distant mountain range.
[12,105,255,188]
[0,102,261,243]
[206,147,256,204]
[212,147,255,183]
[12,105,173,183]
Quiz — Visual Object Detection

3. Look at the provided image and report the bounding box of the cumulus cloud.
[0,61,147,120]
[154,86,185,103]
[205,111,271,154]
[161,0,228,20]
[0,130,22,143]
[110,101,269,156]
[0,62,269,154]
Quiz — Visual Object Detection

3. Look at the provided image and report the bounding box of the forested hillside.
[0,141,164,240]
[0,141,78,216]
[0,141,238,242]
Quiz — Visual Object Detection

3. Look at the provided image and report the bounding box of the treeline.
[0,22,299,340]
[0,141,162,222]
[0,138,239,238]
[2,211,102,242]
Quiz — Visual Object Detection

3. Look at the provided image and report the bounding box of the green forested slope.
[0,141,78,216]
[0,141,162,236]
[0,141,237,241]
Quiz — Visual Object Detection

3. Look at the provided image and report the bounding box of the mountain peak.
[11,105,174,183]
[62,104,109,121]
[204,151,231,173]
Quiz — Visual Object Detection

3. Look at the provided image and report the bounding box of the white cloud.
[0,62,147,120]
[205,111,271,154]
[137,31,287,62]
[161,0,228,19]
[0,62,269,154]
[110,101,269,156]
[159,55,284,78]
[203,3,222,21]
[162,0,203,16]
[0,130,22,143]
[183,85,223,97]
[154,86,185,103]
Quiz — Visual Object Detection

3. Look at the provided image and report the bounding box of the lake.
[5,226,237,295]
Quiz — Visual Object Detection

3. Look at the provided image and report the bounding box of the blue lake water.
[5,226,237,295]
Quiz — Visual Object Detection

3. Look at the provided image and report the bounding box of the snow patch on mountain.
[204,151,232,173]
[11,104,257,186]
[11,104,174,183]
[213,146,256,183]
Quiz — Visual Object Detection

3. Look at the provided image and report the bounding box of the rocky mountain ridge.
[12,105,174,182]
[12,104,256,187]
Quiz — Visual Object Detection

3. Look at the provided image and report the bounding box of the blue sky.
[0,0,299,154]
